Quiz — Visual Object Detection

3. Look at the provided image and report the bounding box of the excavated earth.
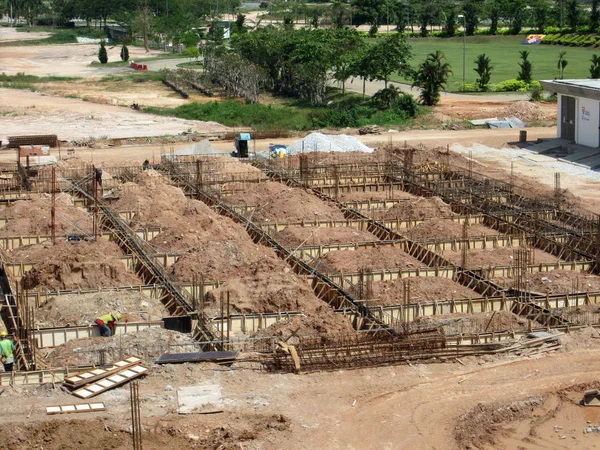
[368,277,480,305]
[11,240,141,291]
[316,246,426,273]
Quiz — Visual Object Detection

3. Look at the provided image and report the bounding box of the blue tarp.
[239,133,251,141]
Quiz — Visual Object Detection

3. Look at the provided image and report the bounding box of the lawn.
[391,35,600,89]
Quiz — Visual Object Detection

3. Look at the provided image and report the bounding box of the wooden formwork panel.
[46,402,105,415]
[64,356,143,388]
[72,365,148,399]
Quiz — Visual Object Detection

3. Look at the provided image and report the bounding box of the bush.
[456,82,480,92]
[395,93,418,118]
[492,79,529,92]
[120,44,129,62]
[98,41,108,64]
[544,26,562,34]
[311,106,361,128]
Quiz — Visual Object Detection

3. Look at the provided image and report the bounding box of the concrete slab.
[177,384,223,414]
[561,147,600,163]
[525,138,573,155]
[520,153,558,163]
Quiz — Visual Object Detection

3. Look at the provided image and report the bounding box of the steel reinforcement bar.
[64,174,220,348]
[158,163,392,333]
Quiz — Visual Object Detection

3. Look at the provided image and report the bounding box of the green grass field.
[392,35,600,89]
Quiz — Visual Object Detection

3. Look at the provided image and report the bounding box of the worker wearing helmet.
[95,312,122,337]
[0,331,15,372]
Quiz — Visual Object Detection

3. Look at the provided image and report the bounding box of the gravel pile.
[288,133,373,155]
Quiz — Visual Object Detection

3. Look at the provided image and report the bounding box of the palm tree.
[412,50,453,106]
[474,53,493,91]
[590,55,600,79]
[517,50,533,84]
[557,51,568,79]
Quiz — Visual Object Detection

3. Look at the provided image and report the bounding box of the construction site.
[1,128,600,449]
[4,31,600,448]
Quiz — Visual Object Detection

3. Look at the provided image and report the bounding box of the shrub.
[120,44,129,62]
[394,93,418,118]
[456,82,480,92]
[492,79,529,92]
[311,106,361,128]
[372,86,401,110]
[98,41,108,64]
[544,26,562,34]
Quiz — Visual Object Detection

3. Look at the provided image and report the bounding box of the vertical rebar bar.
[130,380,143,450]
[51,166,56,245]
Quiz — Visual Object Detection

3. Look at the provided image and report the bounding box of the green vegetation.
[98,72,163,83]
[98,42,108,64]
[390,36,600,89]
[145,89,423,131]
[0,72,80,92]
[412,51,452,106]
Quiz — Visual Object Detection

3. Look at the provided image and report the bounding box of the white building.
[540,79,600,147]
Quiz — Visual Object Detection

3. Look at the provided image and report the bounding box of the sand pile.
[256,313,356,342]
[113,180,190,227]
[276,226,377,246]
[35,290,168,328]
[15,240,141,291]
[317,246,425,273]
[370,277,478,304]
[0,194,92,236]
[368,197,455,220]
[403,219,499,240]
[500,101,552,121]
[222,182,345,222]
[170,242,285,282]
[205,272,324,316]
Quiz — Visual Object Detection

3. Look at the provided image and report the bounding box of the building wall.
[576,97,599,147]
[557,95,562,138]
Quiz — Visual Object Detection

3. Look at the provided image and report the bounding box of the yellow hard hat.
[0,331,7,337]
[116,313,122,321]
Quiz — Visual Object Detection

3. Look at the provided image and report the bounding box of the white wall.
[576,97,600,147]
[557,95,562,138]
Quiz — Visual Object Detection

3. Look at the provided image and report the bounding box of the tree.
[532,0,549,33]
[557,51,568,79]
[592,0,600,32]
[486,0,500,35]
[330,1,351,28]
[474,53,493,91]
[462,0,479,36]
[365,33,412,89]
[120,44,129,62]
[566,0,581,31]
[133,0,152,53]
[412,50,452,105]
[416,0,442,37]
[98,41,108,64]
[330,28,365,96]
[590,55,600,78]
[445,8,456,37]
[517,50,533,84]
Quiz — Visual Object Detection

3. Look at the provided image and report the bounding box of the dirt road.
[0,88,230,142]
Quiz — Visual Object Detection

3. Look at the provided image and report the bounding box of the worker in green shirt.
[0,331,16,372]
[95,312,122,337]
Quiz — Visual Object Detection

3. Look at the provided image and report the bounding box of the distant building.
[540,79,600,147]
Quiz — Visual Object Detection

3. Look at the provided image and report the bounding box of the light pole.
[458,14,466,85]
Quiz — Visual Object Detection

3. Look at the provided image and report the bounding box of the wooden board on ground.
[46,402,105,415]
[72,365,149,399]
[63,356,143,388]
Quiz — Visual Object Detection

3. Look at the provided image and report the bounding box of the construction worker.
[0,331,15,372]
[95,312,122,337]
